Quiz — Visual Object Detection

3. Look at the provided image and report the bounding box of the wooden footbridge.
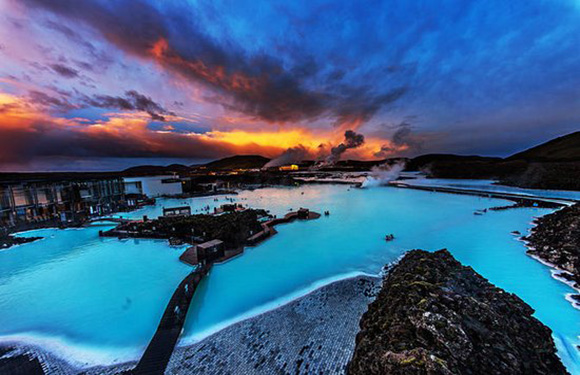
[127,264,211,375]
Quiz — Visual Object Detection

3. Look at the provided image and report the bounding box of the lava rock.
[347,249,569,375]
[525,203,580,291]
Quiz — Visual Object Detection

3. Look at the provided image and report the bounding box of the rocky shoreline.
[348,249,568,375]
[524,203,580,307]
[0,234,43,250]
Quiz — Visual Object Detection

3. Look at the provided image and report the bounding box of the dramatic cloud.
[85,91,175,121]
[1,0,579,170]
[0,96,273,166]
[375,121,424,158]
[0,93,345,170]
[49,63,79,78]
[28,90,76,111]
[332,87,408,129]
[18,0,406,126]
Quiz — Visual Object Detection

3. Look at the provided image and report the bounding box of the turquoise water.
[2,184,580,372]
[0,227,191,365]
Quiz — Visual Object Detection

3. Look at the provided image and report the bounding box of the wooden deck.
[247,209,320,245]
[129,264,210,375]
[178,246,199,266]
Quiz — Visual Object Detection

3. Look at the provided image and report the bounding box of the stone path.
[165,276,379,375]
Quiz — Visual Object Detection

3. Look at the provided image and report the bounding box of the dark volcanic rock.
[103,209,267,249]
[0,235,43,250]
[348,249,568,375]
[0,346,45,375]
[525,203,580,291]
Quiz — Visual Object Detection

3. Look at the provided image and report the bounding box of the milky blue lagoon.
[2,184,580,373]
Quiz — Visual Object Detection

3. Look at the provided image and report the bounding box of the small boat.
[385,234,395,241]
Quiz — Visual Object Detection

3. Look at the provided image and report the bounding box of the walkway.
[394,183,574,207]
[128,264,211,375]
[86,217,133,225]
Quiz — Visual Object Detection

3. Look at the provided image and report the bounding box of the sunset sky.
[1,0,579,171]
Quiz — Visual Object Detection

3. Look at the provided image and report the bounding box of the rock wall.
[348,249,568,375]
[525,203,580,301]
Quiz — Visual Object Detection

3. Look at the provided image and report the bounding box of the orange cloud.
[149,38,263,99]
[0,91,398,168]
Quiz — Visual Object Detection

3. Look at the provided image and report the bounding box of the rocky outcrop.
[348,249,568,375]
[0,235,43,250]
[524,204,580,300]
[101,209,268,249]
[0,346,45,375]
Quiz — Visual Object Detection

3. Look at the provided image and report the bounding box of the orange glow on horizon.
[202,129,324,149]
[0,92,403,162]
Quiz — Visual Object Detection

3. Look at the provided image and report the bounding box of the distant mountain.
[406,154,502,172]
[200,155,270,170]
[122,164,190,175]
[507,131,580,162]
[404,132,580,190]
[405,154,516,180]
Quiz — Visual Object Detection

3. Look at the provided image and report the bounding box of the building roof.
[197,239,224,249]
[123,175,176,182]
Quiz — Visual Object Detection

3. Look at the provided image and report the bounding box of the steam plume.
[264,145,310,167]
[362,161,406,188]
[326,130,365,163]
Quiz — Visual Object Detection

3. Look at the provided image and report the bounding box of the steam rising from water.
[362,161,406,188]
[264,145,309,168]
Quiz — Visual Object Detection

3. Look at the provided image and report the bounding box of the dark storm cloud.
[84,91,175,121]
[21,0,406,125]
[391,122,423,152]
[49,63,79,78]
[28,90,77,111]
[332,87,408,127]
[25,89,171,120]
[375,121,424,158]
